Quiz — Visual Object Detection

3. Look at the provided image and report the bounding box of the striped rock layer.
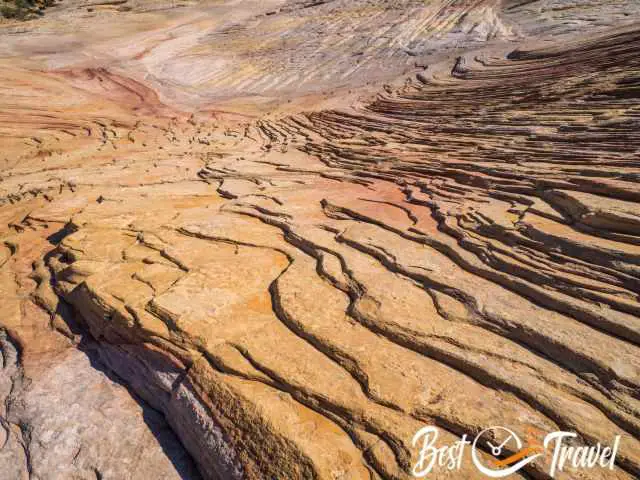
[1,1,639,479]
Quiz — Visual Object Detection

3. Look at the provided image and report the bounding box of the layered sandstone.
[1,1,640,479]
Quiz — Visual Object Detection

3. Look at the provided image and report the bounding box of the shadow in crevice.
[78,335,202,480]
[75,328,203,480]
[46,222,77,246]
[43,257,203,479]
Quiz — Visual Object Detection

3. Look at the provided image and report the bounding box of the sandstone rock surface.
[1,1,640,479]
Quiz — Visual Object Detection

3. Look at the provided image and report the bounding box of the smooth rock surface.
[1,1,639,479]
